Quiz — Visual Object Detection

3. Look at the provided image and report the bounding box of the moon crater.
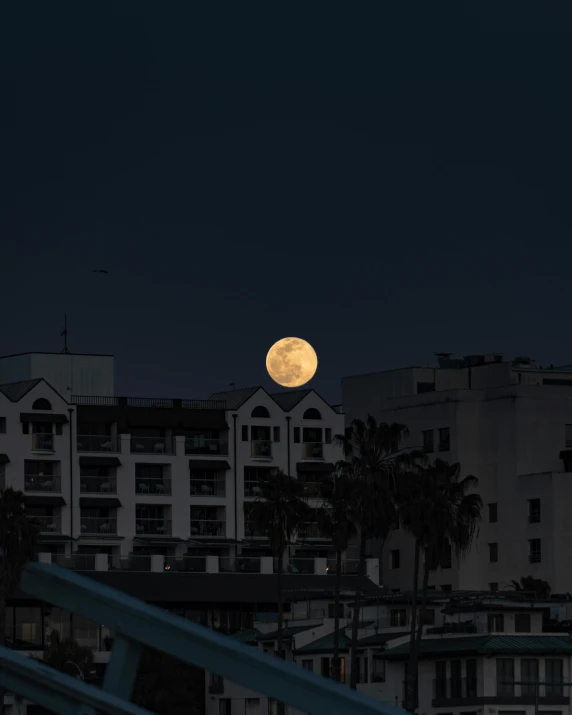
[266,337,318,388]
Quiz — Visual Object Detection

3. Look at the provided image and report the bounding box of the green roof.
[257,625,314,642]
[296,629,352,655]
[231,629,262,645]
[384,635,572,660]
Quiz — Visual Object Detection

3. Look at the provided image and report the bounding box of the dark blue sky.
[1,2,570,403]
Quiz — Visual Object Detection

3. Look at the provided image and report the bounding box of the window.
[390,609,407,627]
[14,607,42,648]
[528,498,541,523]
[566,424,572,448]
[466,659,477,697]
[32,398,52,410]
[529,539,541,563]
[420,608,435,625]
[328,603,344,618]
[417,382,435,393]
[0,417,5,433]
[241,425,249,441]
[303,408,321,420]
[441,584,452,592]
[450,660,462,698]
[438,427,450,451]
[293,427,300,443]
[273,426,280,442]
[489,582,499,592]
[515,613,531,632]
[546,659,564,695]
[0,464,5,490]
[521,659,538,695]
[488,614,504,632]
[302,659,313,672]
[435,661,447,698]
[496,658,514,696]
[391,549,400,569]
[372,654,385,682]
[219,699,231,715]
[245,699,260,715]
[488,503,498,523]
[489,543,498,563]
[422,429,434,453]
[325,428,332,444]
[251,406,270,418]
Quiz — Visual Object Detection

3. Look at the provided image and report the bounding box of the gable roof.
[295,628,352,655]
[0,378,44,402]
[257,625,314,642]
[209,387,262,410]
[383,634,572,660]
[271,390,312,411]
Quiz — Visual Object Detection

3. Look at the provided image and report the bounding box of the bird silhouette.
[92,269,109,274]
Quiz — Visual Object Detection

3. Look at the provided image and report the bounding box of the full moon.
[266,337,318,388]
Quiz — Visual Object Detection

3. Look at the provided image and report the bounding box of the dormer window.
[303,408,321,420]
[251,406,270,418]
[32,398,52,411]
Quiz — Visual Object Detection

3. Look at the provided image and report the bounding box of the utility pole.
[502,680,571,715]
[60,314,71,354]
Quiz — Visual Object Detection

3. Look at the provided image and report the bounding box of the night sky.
[1,2,570,403]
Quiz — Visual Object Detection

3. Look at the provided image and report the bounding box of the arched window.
[251,406,270,418]
[303,408,321,420]
[32,398,52,410]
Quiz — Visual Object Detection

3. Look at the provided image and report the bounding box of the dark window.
[390,609,406,627]
[496,658,514,696]
[441,584,452,592]
[489,582,499,592]
[488,503,498,523]
[328,603,344,618]
[515,613,531,632]
[422,429,434,453]
[303,408,321,420]
[435,661,447,698]
[391,549,400,569]
[273,426,280,442]
[546,659,564,695]
[488,614,504,632]
[251,406,270,418]
[320,657,330,677]
[450,660,462,698]
[32,398,52,410]
[219,699,231,715]
[325,428,332,444]
[489,543,498,563]
[22,421,29,434]
[0,417,5,433]
[302,659,313,672]
[293,427,300,443]
[529,539,541,563]
[521,659,539,695]
[417,382,435,393]
[420,608,435,625]
[528,498,541,523]
[566,424,572,448]
[466,659,477,697]
[438,427,450,451]
[241,425,249,442]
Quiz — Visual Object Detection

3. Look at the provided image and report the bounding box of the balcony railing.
[136,478,172,495]
[251,440,272,458]
[80,476,117,493]
[326,559,359,575]
[72,395,227,409]
[109,555,152,571]
[130,436,174,455]
[433,677,477,700]
[220,557,261,573]
[135,518,172,536]
[244,481,263,498]
[25,475,61,492]
[53,554,96,571]
[80,517,117,535]
[244,522,266,539]
[190,520,225,537]
[280,558,315,574]
[302,442,324,459]
[298,523,328,540]
[185,438,228,455]
[31,433,54,451]
[76,435,117,452]
[191,478,226,497]
[163,556,207,573]
[35,516,62,533]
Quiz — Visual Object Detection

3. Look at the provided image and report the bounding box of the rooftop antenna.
[60,314,71,354]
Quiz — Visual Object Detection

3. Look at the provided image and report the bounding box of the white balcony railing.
[80,476,117,493]
[190,520,225,537]
[25,475,61,492]
[31,434,54,451]
[136,478,172,495]
[77,435,117,452]
[251,440,272,458]
[80,517,117,535]
[302,442,324,459]
[135,518,172,536]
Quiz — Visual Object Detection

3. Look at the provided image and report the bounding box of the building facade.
[342,354,572,594]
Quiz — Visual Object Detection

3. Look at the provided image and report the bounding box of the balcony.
[190,520,225,538]
[302,442,324,460]
[244,481,262,498]
[31,434,54,452]
[164,556,207,573]
[136,518,172,536]
[282,558,315,574]
[25,474,61,492]
[251,440,272,459]
[80,476,117,493]
[80,517,117,535]
[433,677,477,702]
[130,436,174,455]
[191,478,226,497]
[35,516,62,533]
[326,559,359,575]
[220,557,261,573]
[77,435,117,452]
[109,554,152,571]
[136,478,172,496]
[185,437,228,456]
[298,522,328,540]
[53,553,96,570]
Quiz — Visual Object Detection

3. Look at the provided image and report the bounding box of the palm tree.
[511,576,551,600]
[334,416,414,689]
[248,470,310,657]
[397,459,482,712]
[0,488,40,715]
[318,468,357,682]
[42,632,95,682]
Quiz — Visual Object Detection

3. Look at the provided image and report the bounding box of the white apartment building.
[342,353,572,594]
[0,352,353,574]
